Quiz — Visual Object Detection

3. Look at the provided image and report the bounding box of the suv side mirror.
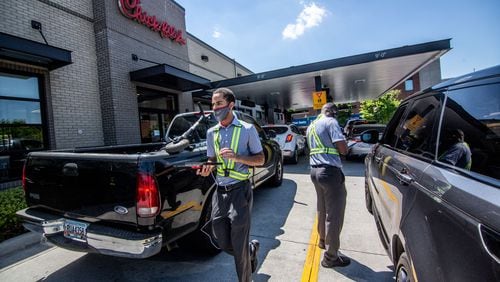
[361,129,380,144]
[267,130,277,138]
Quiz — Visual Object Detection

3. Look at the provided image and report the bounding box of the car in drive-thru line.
[262,124,306,164]
[16,109,283,258]
[362,65,500,282]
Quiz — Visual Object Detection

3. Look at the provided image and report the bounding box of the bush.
[0,187,27,242]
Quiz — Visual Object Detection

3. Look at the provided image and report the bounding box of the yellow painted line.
[301,216,321,282]
[381,180,398,203]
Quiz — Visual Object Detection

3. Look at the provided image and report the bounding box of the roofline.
[186,32,254,74]
[210,39,452,89]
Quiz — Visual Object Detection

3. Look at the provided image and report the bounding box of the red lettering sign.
[118,0,186,45]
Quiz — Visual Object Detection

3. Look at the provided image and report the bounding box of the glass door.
[137,88,177,143]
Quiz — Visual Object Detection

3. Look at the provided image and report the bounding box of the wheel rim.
[397,266,408,282]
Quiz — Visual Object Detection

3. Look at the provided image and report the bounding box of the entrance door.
[137,88,177,143]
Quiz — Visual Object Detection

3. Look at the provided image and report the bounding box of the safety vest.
[307,115,339,156]
[214,123,251,181]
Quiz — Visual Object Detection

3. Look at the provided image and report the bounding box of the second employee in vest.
[197,87,264,282]
[306,102,350,268]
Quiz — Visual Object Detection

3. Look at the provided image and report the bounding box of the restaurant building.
[0,0,252,185]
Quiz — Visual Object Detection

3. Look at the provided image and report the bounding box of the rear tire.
[396,252,414,282]
[291,147,299,164]
[268,157,283,187]
[177,192,220,255]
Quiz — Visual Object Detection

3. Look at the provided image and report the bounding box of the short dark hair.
[213,87,236,104]
[321,102,337,117]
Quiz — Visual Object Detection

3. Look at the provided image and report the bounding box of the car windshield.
[263,126,288,135]
[167,113,217,143]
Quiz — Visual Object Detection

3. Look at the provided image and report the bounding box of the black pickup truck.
[16,110,283,258]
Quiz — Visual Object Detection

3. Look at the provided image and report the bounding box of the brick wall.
[96,0,189,145]
[0,0,103,149]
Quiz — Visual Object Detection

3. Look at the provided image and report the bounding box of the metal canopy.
[130,64,211,92]
[209,39,451,110]
[0,32,72,70]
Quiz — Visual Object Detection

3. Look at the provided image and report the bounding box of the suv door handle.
[396,168,413,185]
[479,224,500,264]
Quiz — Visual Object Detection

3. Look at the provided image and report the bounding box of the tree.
[360,90,401,124]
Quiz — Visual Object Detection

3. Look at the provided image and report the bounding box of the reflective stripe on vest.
[214,124,251,181]
[307,115,339,156]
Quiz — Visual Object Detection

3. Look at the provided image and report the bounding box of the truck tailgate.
[24,152,139,225]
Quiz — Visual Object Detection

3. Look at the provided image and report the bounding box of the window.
[0,71,45,182]
[405,79,414,92]
[438,84,500,179]
[393,94,443,158]
[382,104,408,147]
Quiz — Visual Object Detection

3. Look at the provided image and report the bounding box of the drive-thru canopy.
[208,39,451,110]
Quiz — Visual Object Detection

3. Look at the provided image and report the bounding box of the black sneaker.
[321,255,351,268]
[250,239,260,273]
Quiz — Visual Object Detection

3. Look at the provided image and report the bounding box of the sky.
[175,0,500,79]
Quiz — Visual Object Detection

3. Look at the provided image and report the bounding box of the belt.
[311,164,339,169]
[217,180,249,193]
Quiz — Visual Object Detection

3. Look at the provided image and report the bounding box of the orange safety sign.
[312,91,326,110]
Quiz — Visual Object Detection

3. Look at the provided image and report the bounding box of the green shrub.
[0,187,27,242]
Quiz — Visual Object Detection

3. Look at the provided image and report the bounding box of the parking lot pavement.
[255,157,394,281]
[0,156,394,281]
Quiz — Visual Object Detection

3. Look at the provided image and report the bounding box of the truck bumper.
[16,208,162,259]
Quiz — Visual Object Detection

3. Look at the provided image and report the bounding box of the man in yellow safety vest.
[197,87,264,282]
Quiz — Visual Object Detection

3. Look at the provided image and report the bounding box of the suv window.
[382,104,408,147]
[438,84,500,179]
[394,94,443,158]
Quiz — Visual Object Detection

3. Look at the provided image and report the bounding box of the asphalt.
[0,158,393,281]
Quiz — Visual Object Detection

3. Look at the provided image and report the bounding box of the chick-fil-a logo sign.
[118,0,186,45]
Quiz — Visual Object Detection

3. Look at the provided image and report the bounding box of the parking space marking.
[301,216,321,282]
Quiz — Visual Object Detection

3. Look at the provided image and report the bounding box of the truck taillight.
[285,134,293,143]
[22,163,27,192]
[136,173,160,217]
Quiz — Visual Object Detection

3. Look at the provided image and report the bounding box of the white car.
[263,124,306,164]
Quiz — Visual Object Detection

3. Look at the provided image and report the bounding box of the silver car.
[263,124,306,164]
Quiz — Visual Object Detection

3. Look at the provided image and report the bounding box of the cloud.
[212,30,221,39]
[212,28,221,39]
[282,3,327,40]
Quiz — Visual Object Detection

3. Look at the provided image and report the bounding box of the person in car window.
[439,129,472,170]
[306,103,350,268]
[197,87,264,282]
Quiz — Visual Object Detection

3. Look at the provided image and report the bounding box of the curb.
[0,232,41,258]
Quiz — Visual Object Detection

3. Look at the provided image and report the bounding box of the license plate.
[63,220,88,241]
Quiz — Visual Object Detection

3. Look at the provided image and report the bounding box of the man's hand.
[196,162,215,177]
[219,147,237,161]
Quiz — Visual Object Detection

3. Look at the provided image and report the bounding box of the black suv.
[363,65,500,281]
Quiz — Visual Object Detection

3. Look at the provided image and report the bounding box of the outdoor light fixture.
[201,55,209,62]
[31,20,48,45]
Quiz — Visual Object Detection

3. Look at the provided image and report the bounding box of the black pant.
[310,166,346,261]
[211,180,253,282]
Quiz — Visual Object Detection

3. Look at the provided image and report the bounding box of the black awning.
[130,64,211,92]
[0,32,72,70]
